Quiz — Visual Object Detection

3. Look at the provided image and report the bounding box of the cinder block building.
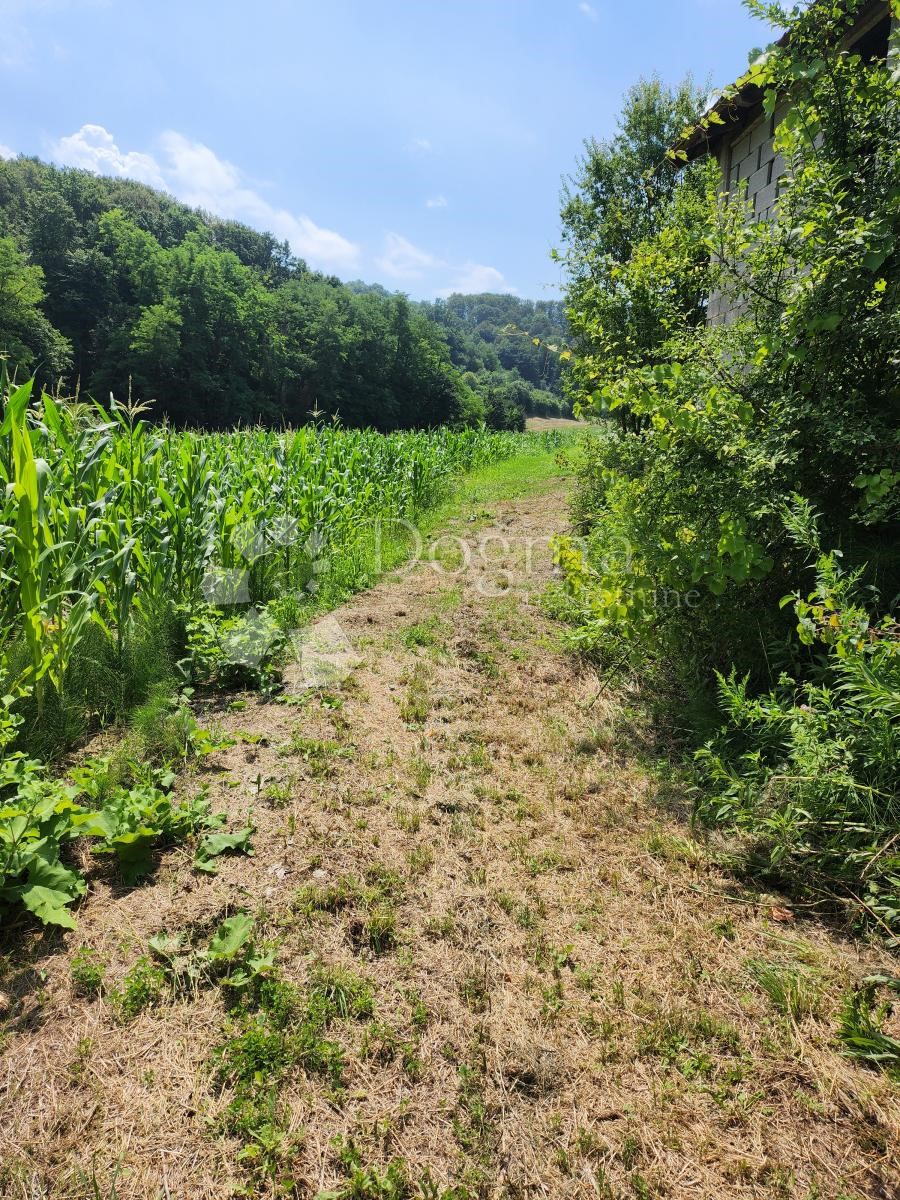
[670,1,895,325]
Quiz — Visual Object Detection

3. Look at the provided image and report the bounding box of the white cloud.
[52,124,359,272]
[54,124,167,189]
[408,137,432,153]
[157,130,242,205]
[371,232,513,297]
[578,2,598,20]
[0,143,15,159]
[438,263,512,296]
[375,232,442,281]
[426,195,448,209]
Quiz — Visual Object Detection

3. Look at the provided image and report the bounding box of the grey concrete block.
[730,132,751,163]
[754,181,779,212]
[749,118,771,153]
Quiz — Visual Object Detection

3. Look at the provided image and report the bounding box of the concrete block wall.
[704,3,896,325]
[708,101,790,323]
[723,99,791,223]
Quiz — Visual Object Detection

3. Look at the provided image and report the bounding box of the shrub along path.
[1,451,898,1200]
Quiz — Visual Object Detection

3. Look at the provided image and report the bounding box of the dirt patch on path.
[2,473,898,1200]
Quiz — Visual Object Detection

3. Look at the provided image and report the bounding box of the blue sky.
[1,0,768,300]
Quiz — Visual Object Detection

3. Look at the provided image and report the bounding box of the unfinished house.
[671,0,896,324]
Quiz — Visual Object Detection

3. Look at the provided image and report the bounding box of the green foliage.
[361,905,398,954]
[0,699,92,928]
[482,381,527,432]
[125,687,216,765]
[94,777,212,885]
[557,74,707,416]
[695,552,899,936]
[110,956,167,1021]
[0,688,242,927]
[0,237,71,379]
[637,1008,742,1076]
[308,964,375,1021]
[211,958,354,1184]
[557,3,899,943]
[193,825,254,874]
[420,292,573,417]
[838,974,900,1077]
[148,914,276,992]
[0,158,564,431]
[70,946,107,997]
[318,1141,473,1199]
[318,1147,416,1200]
[293,864,403,954]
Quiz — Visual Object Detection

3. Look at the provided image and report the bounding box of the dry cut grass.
[1,472,898,1200]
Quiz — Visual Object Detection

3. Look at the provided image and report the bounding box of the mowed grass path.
[2,446,898,1200]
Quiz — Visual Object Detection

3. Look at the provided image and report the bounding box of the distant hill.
[422,293,573,422]
[0,156,570,430]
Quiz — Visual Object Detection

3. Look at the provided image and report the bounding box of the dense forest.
[0,157,570,430]
[420,292,572,424]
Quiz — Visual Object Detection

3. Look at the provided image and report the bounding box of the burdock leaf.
[193,827,253,872]
[21,884,78,928]
[208,913,254,961]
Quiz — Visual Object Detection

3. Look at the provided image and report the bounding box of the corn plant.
[0,373,561,925]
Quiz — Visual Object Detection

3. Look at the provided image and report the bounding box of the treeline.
[348,283,573,429]
[421,292,573,424]
[0,157,569,430]
[346,285,574,428]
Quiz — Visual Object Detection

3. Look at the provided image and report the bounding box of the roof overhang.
[670,0,891,163]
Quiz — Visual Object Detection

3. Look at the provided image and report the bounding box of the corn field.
[0,376,563,927]
[0,377,555,725]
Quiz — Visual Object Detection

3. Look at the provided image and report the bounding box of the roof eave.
[670,1,891,163]
[671,83,765,162]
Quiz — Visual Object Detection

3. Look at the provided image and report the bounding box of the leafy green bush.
[696,550,900,936]
[557,3,899,652]
[555,1,899,940]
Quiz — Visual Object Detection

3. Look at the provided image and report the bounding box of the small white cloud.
[409,137,432,153]
[370,233,514,298]
[0,143,15,159]
[53,124,167,188]
[52,123,359,272]
[438,263,513,297]
[375,231,442,281]
[578,2,598,20]
[425,195,448,209]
